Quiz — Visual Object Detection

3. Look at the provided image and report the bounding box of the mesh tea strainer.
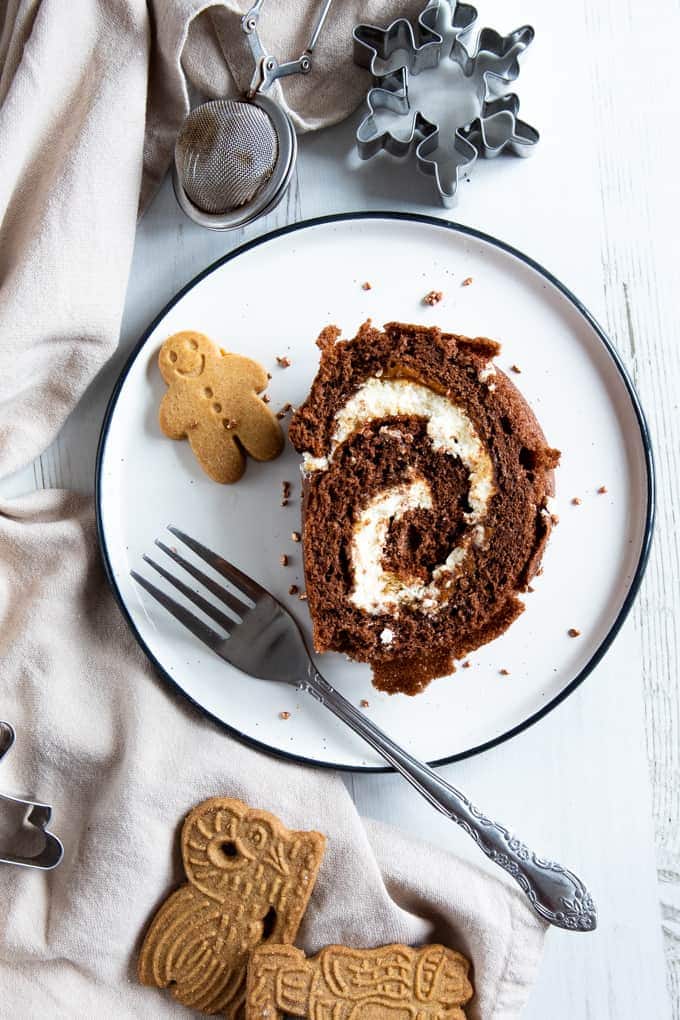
[174,0,333,230]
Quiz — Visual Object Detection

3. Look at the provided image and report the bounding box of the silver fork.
[132,526,596,933]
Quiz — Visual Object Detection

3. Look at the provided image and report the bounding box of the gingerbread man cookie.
[158,331,284,483]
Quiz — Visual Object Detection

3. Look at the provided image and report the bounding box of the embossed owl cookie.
[138,796,326,1017]
[158,331,284,483]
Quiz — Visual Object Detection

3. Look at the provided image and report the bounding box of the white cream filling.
[302,375,497,617]
[302,453,329,472]
[349,477,472,615]
[304,377,494,520]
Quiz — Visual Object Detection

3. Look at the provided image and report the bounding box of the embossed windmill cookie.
[158,331,284,483]
[246,943,474,1020]
[138,797,326,1017]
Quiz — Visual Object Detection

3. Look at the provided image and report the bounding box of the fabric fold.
[0,0,148,477]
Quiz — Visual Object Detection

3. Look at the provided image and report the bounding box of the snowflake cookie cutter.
[0,721,64,870]
[353,0,539,206]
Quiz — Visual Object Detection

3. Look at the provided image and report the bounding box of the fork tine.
[131,571,224,654]
[155,541,249,617]
[168,526,267,603]
[143,555,235,633]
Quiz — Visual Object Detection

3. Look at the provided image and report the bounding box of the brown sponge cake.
[288,321,560,695]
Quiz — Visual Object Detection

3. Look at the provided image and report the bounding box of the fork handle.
[302,666,596,932]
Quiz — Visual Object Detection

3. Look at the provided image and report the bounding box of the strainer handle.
[243,0,334,95]
[306,0,334,54]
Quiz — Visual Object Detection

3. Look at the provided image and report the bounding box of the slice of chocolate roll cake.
[288,321,560,695]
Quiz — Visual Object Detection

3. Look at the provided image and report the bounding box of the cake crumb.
[423,289,443,306]
[550,514,560,525]
[281,480,291,506]
[279,711,291,720]
[462,276,473,287]
[288,584,299,595]
[598,485,608,494]
[362,281,372,290]
[462,660,471,669]
[276,355,291,368]
[276,402,293,420]
[291,531,301,543]
[511,364,522,374]
[571,497,582,505]
[298,591,307,601]
[568,628,581,638]
[499,668,510,676]
[262,393,271,403]
[527,585,535,593]
[280,554,288,567]
[360,699,370,708]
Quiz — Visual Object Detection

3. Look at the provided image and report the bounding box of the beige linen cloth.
[0,2,546,1017]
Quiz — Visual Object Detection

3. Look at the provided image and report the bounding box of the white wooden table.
[2,2,677,1015]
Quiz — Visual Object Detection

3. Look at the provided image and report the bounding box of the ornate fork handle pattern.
[452,804,596,930]
[304,667,596,932]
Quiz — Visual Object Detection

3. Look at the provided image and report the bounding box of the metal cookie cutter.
[0,722,63,870]
[353,0,538,206]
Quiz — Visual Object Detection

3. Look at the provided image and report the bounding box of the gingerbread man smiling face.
[158,331,284,483]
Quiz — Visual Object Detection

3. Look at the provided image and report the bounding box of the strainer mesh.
[175,100,279,215]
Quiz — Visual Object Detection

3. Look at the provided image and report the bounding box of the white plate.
[96,214,653,771]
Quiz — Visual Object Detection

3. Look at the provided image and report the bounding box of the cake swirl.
[289,321,560,694]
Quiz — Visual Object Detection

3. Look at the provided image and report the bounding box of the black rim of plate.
[95,211,655,774]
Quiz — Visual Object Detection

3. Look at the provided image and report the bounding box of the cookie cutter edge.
[353,0,539,206]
